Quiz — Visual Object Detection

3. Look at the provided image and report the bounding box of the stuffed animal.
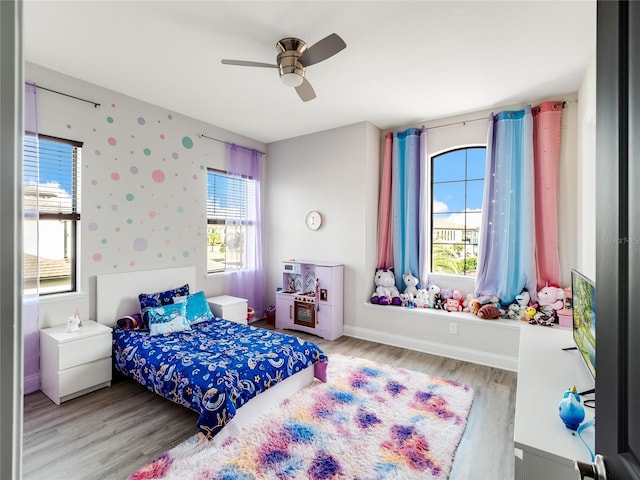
[433,293,446,310]
[470,299,482,315]
[515,288,531,307]
[477,304,501,320]
[524,305,538,322]
[505,303,527,321]
[538,284,565,311]
[402,272,419,300]
[427,284,441,308]
[370,268,401,306]
[445,297,463,312]
[399,293,410,308]
[462,293,476,312]
[414,288,429,308]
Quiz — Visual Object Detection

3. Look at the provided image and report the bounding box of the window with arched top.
[431,146,485,276]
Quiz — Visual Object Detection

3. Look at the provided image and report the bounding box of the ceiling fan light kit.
[221,33,346,102]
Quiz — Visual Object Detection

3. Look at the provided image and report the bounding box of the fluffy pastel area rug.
[129,355,474,480]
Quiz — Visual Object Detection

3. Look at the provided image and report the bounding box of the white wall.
[576,54,597,280]
[27,63,266,328]
[264,122,380,327]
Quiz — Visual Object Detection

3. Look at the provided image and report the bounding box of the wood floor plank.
[23,322,517,479]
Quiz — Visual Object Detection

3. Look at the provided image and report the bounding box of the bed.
[96,266,327,441]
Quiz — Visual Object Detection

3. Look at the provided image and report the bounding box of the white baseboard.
[343,324,518,372]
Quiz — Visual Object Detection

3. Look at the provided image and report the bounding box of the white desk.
[514,324,595,480]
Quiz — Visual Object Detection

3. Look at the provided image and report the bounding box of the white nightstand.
[40,320,112,405]
[207,295,248,325]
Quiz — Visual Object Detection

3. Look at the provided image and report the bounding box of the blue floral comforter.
[112,319,327,439]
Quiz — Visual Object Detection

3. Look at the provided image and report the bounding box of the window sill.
[38,291,85,303]
[364,302,522,330]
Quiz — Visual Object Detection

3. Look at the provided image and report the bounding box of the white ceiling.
[23,0,596,144]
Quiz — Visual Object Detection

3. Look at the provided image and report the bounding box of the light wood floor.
[23,321,517,480]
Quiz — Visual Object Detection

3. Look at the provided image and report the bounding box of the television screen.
[571,269,596,378]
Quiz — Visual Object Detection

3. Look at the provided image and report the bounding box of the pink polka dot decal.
[111,172,120,181]
[108,137,117,146]
[152,170,165,183]
[149,211,157,218]
[92,253,102,262]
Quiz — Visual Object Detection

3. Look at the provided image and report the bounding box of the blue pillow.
[183,291,214,325]
[147,302,191,336]
[139,284,190,322]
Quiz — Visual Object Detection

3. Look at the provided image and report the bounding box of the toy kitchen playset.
[275,260,344,341]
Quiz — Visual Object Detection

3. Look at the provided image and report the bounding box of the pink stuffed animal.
[538,284,565,311]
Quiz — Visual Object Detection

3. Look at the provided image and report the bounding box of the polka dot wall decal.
[193,175,197,180]
[95,150,101,155]
[101,239,107,244]
[183,251,189,258]
[91,180,98,186]
[107,116,114,124]
[108,137,117,146]
[126,193,134,201]
[131,134,135,139]
[172,152,179,159]
[115,227,121,232]
[88,223,98,231]
[182,136,193,149]
[160,134,165,140]
[165,239,170,245]
[127,219,133,224]
[111,172,120,181]
[200,165,205,170]
[66,124,71,129]
[149,211,157,218]
[130,261,135,267]
[137,117,146,125]
[144,148,151,156]
[130,166,138,174]
[177,206,184,213]
[111,103,116,108]
[133,237,148,252]
[168,114,173,120]
[92,253,102,262]
[152,170,165,183]
[157,253,162,258]
[111,205,118,211]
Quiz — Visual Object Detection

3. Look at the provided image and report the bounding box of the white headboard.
[96,266,197,326]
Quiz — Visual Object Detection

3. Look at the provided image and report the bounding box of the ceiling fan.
[221,33,347,102]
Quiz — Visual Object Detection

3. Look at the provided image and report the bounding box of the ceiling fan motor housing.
[276,38,307,86]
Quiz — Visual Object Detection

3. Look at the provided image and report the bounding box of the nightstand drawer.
[58,333,111,370]
[58,357,112,398]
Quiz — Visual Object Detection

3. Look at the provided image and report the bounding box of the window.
[206,168,256,273]
[23,135,82,294]
[431,147,485,276]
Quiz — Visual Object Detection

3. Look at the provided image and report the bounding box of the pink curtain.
[376,133,394,269]
[532,101,563,290]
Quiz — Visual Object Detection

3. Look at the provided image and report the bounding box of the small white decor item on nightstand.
[65,313,81,333]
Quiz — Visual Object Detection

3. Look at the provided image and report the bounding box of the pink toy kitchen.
[275,260,344,341]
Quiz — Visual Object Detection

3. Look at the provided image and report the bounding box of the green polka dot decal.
[182,136,193,149]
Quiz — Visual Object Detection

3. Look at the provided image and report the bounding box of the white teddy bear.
[414,288,430,308]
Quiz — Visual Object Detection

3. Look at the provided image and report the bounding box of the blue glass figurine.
[558,385,586,430]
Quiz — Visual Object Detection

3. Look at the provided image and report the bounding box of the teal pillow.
[147,302,191,336]
[184,291,214,325]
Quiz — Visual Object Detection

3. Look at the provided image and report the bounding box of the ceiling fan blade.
[221,59,278,68]
[298,33,346,67]
[295,77,316,102]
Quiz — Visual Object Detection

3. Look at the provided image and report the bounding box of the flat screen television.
[571,269,596,379]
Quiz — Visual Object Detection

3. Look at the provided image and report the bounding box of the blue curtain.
[391,127,425,290]
[475,108,537,304]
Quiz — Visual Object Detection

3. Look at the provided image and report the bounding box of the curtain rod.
[33,84,100,108]
[422,101,568,132]
[198,133,266,155]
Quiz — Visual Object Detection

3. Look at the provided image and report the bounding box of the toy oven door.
[294,301,315,328]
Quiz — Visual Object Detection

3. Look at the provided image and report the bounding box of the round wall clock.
[305,210,323,230]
